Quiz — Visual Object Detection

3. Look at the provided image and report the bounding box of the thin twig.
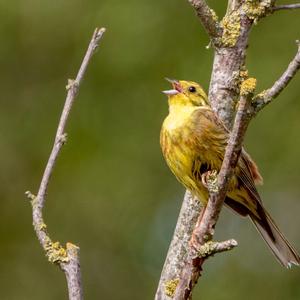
[253,41,300,114]
[25,27,106,300]
[173,79,256,300]
[187,0,222,42]
[197,239,238,258]
[226,0,243,15]
[272,3,300,11]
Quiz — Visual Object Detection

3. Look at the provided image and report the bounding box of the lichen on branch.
[164,278,179,298]
[240,77,257,95]
[242,0,273,22]
[220,10,241,47]
[26,27,106,300]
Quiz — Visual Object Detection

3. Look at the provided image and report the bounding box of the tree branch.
[156,0,298,298]
[155,191,202,300]
[188,0,222,42]
[226,0,243,15]
[155,2,257,299]
[173,78,256,300]
[208,7,253,127]
[25,27,106,300]
[272,3,300,11]
[253,41,300,114]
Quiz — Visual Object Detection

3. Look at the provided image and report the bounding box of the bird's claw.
[201,170,219,192]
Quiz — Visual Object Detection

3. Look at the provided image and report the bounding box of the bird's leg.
[189,170,218,249]
[190,170,219,249]
[190,170,237,258]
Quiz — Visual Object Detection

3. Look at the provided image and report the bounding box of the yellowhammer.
[160,78,300,267]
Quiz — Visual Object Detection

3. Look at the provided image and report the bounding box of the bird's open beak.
[162,78,182,95]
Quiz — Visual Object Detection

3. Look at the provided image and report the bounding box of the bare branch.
[272,3,300,11]
[188,0,222,42]
[62,244,83,300]
[253,42,300,114]
[173,78,256,300]
[155,191,202,300]
[25,27,106,300]
[208,10,253,127]
[226,0,243,15]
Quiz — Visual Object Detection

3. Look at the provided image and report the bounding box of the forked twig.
[25,27,106,300]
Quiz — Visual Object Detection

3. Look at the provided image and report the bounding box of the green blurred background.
[0,0,300,299]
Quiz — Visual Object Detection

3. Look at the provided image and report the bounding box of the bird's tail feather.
[250,207,300,268]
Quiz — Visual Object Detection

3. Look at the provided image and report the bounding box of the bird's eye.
[188,86,196,93]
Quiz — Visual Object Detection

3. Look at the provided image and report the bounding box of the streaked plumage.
[160,79,300,267]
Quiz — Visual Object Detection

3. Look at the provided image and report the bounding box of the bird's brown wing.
[191,107,263,212]
[191,107,228,168]
[237,151,262,204]
[241,150,263,185]
[190,107,300,267]
[192,107,263,182]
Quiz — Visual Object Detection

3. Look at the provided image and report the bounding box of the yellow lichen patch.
[39,223,47,231]
[243,0,272,23]
[209,8,218,22]
[254,90,267,101]
[235,69,250,99]
[253,90,271,107]
[240,77,257,95]
[165,278,179,298]
[25,190,36,201]
[46,241,69,264]
[220,10,241,47]
[239,69,249,81]
[198,241,216,258]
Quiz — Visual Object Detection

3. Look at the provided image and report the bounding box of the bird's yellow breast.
[163,105,197,132]
[160,105,207,199]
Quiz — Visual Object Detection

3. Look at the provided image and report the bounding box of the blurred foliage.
[0,0,300,299]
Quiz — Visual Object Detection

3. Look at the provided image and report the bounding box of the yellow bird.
[160,78,300,267]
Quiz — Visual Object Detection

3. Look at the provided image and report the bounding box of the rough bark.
[155,191,201,300]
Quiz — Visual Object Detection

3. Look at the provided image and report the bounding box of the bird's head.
[163,78,208,108]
